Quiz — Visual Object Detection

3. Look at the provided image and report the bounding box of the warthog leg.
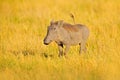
[58,44,63,57]
[79,41,86,54]
[64,45,70,56]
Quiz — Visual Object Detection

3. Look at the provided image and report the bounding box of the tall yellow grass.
[0,0,120,80]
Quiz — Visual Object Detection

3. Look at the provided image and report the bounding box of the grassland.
[0,0,120,80]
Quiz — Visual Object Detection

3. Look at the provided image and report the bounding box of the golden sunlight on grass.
[0,0,120,80]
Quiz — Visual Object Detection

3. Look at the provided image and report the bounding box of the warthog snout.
[44,37,52,45]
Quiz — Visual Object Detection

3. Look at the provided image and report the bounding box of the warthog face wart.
[44,20,63,45]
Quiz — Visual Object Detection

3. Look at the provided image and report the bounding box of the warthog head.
[44,20,63,45]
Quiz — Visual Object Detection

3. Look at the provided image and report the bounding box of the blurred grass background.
[0,0,120,80]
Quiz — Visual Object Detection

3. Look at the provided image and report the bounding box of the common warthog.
[44,20,89,57]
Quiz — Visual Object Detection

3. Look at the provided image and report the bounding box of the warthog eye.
[49,27,56,30]
[53,28,56,30]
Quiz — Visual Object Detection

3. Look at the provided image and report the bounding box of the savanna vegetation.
[0,0,120,80]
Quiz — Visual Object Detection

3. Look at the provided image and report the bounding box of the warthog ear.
[58,20,63,27]
[50,20,54,25]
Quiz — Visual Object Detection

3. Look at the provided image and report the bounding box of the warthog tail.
[70,13,75,24]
